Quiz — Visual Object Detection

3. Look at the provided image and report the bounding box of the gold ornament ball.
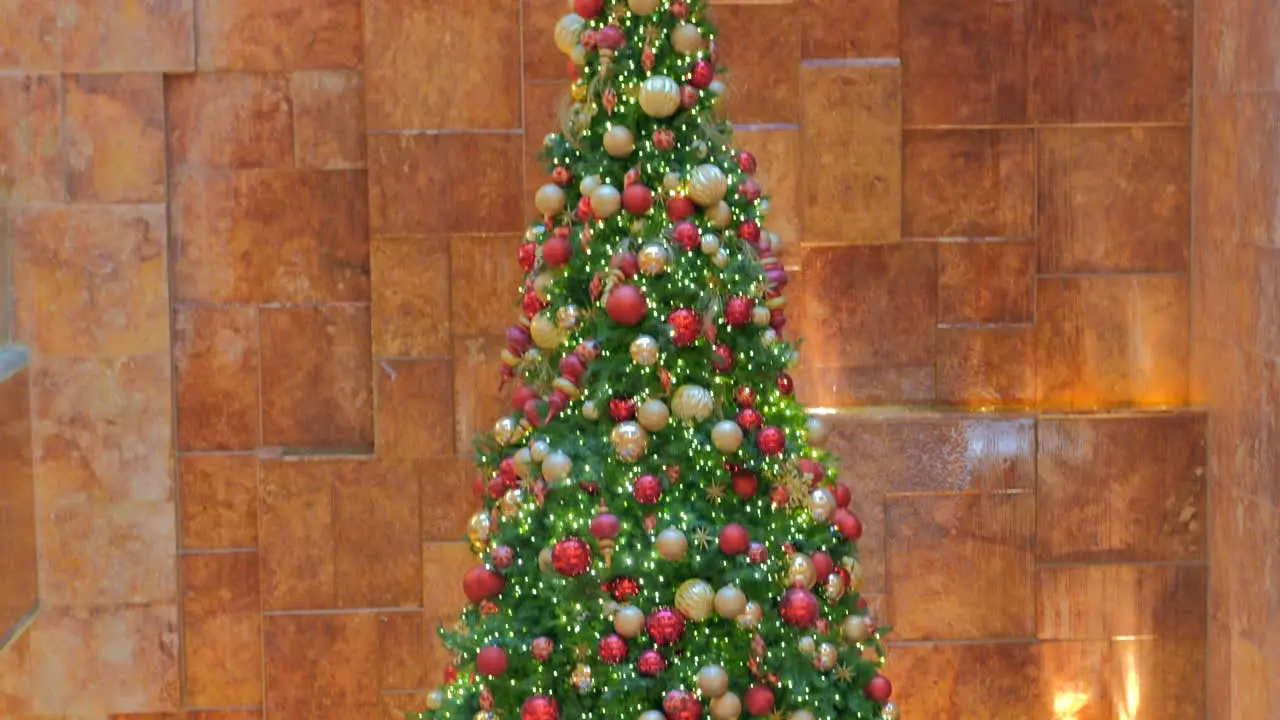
[640,712,666,720]
[670,22,705,54]
[712,249,730,269]
[713,584,747,619]
[615,605,647,637]
[534,272,554,301]
[736,601,763,629]
[476,712,496,720]
[809,488,837,523]
[676,579,716,621]
[554,13,584,55]
[513,447,535,480]
[687,164,728,207]
[582,400,600,420]
[806,416,830,446]
[628,0,661,14]
[542,450,573,482]
[570,81,588,102]
[841,615,873,644]
[571,663,593,692]
[700,232,721,255]
[790,712,816,720]
[530,439,551,462]
[535,183,567,216]
[662,172,683,193]
[705,200,732,229]
[467,510,491,551]
[493,416,520,445]
[604,125,636,158]
[570,43,587,66]
[539,547,553,572]
[500,488,524,517]
[697,665,730,698]
[639,75,682,118]
[427,690,444,710]
[637,398,671,431]
[882,703,901,720]
[824,572,847,603]
[693,139,710,159]
[798,635,817,654]
[530,311,565,349]
[656,527,689,561]
[752,305,772,327]
[630,335,660,366]
[761,328,779,346]
[590,183,622,218]
[638,244,669,275]
[672,384,715,422]
[711,420,745,454]
[788,553,818,589]
[611,421,650,463]
[580,174,602,196]
[816,643,839,671]
[556,304,581,331]
[711,692,742,720]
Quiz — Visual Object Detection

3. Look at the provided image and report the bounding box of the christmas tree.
[415,1,895,719]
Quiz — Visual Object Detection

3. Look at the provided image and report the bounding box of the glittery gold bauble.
[604,124,636,158]
[670,22,705,54]
[571,663,593,692]
[687,164,728,207]
[736,601,763,629]
[513,447,534,480]
[476,711,496,720]
[427,690,444,710]
[656,527,688,561]
[535,183,567,216]
[610,421,649,463]
[713,585,746,619]
[788,553,818,589]
[824,572,847,603]
[671,384,714,422]
[500,488,524,517]
[530,439,551,462]
[712,249,730,269]
[809,488,837,523]
[798,636,817,654]
[790,711,816,720]
[841,615,873,644]
[676,579,715,621]
[630,335,660,366]
[531,312,564,349]
[467,510,491,551]
[705,200,732,229]
[554,13,585,55]
[580,174,602,196]
[542,450,573,482]
[582,400,600,420]
[637,398,670,431]
[711,420,744,454]
[751,305,772,327]
[806,416,830,446]
[590,183,622,217]
[539,547,553,572]
[639,75,681,118]
[615,604,647,637]
[493,417,520,445]
[816,643,838,671]
[711,691,742,720]
[662,172,682,193]
[882,703,901,720]
[533,272,554,301]
[697,665,729,698]
[570,80,588,102]
[638,243,669,275]
[627,0,661,15]
[700,232,721,255]
[556,304,581,330]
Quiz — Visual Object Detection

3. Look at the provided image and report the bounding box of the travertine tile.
[64,74,166,203]
[291,70,366,169]
[383,692,431,720]
[1037,563,1207,641]
[0,363,36,645]
[937,241,1035,323]
[364,0,521,130]
[936,327,1036,408]
[734,126,801,251]
[451,335,510,455]
[800,63,901,245]
[263,613,381,718]
[903,128,1034,237]
[179,454,259,549]
[181,552,263,706]
[174,306,260,452]
[0,629,33,714]
[61,0,195,72]
[195,0,362,71]
[14,204,168,357]
[259,459,337,610]
[802,0,898,59]
[889,642,1047,718]
[165,74,294,170]
[1193,0,1238,92]
[421,457,476,543]
[376,359,456,459]
[522,0,568,82]
[421,542,473,677]
[1235,0,1280,92]
[714,4,802,124]
[793,365,936,407]
[0,74,62,203]
[334,462,422,608]
[1237,93,1280,249]
[0,0,58,70]
[371,236,452,358]
[377,611,426,692]
[450,235,523,337]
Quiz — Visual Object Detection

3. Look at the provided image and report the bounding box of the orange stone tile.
[165,74,294,170]
[263,613,380,718]
[260,305,374,450]
[0,629,33,714]
[0,362,36,637]
[174,306,260,452]
[451,335,509,454]
[800,63,901,245]
[369,132,526,235]
[1236,0,1280,92]
[371,236,452,358]
[195,0,362,71]
[886,493,1036,639]
[522,81,570,217]
[1037,563,1207,641]
[421,542,473,675]
[450,234,523,337]
[937,241,1034,323]
[421,457,476,543]
[181,552,263,706]
[734,126,801,252]
[0,74,62,203]
[334,461,422,608]
[522,0,568,82]
[936,327,1036,408]
[376,359,456,459]
[185,712,263,720]
[259,459,337,610]
[713,4,801,124]
[64,74,166,202]
[0,0,58,70]
[170,168,369,303]
[1194,0,1238,93]
[903,128,1034,238]
[1037,413,1206,562]
[889,642,1048,718]
[802,0,898,59]
[27,604,180,714]
[30,355,173,505]
[364,0,521,130]
[61,0,194,72]
[377,611,426,691]
[14,203,168,357]
[179,454,258,549]
[901,0,1029,125]
[1038,126,1191,273]
[1237,93,1280,249]
[1030,0,1192,122]
[291,70,366,169]
[1035,276,1190,409]
[793,365,936,407]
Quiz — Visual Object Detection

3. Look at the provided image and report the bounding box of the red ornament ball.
[487,475,507,499]
[798,458,825,485]
[748,542,769,564]
[551,537,592,577]
[768,485,789,506]
[576,338,602,362]
[559,353,586,383]
[612,250,640,278]
[711,344,734,372]
[444,665,458,683]
[573,0,603,18]
[522,289,546,318]
[834,484,852,508]
[834,508,863,541]
[737,151,758,174]
[590,513,621,540]
[736,407,763,432]
[542,234,573,267]
[608,575,641,602]
[637,649,666,676]
[739,178,762,202]
[646,607,686,646]
[731,468,759,499]
[811,551,834,581]
[634,474,663,504]
[666,196,696,221]
[670,0,689,19]
[779,587,820,628]
[663,689,703,720]
[531,636,554,662]
[623,183,654,215]
[866,674,893,703]
[607,284,649,326]
[690,60,714,89]
[724,296,754,327]
[719,523,750,555]
[777,373,795,395]
[610,397,637,421]
[654,128,676,151]
[672,221,700,251]
[738,220,761,245]
[576,194,594,221]
[596,24,626,50]
[734,386,757,407]
[507,324,532,355]
[598,633,628,664]
[463,565,505,603]
[522,695,560,720]
[669,308,700,346]
[492,545,514,570]
[757,426,785,455]
[518,242,538,271]
[552,166,573,186]
[477,645,509,676]
[744,685,775,717]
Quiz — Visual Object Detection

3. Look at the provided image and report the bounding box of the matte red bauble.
[731,468,758,499]
[607,284,648,326]
[463,566,505,603]
[719,523,750,555]
[637,649,666,676]
[777,373,795,395]
[598,633,628,664]
[666,196,696,221]
[756,426,785,455]
[654,129,676,151]
[623,183,654,215]
[477,645,509,676]
[634,474,663,504]
[542,234,572,267]
[518,242,538,271]
[531,636,554,662]
[834,509,863,541]
[680,84,699,108]
[744,685,775,717]
[779,587,820,628]
[811,551,834,581]
[590,513,621,540]
[444,665,458,683]
[573,0,603,18]
[608,575,641,602]
[737,151,758,174]
[522,695,560,720]
[724,296,754,326]
[551,537,592,576]
[866,674,893,703]
[596,25,626,49]
[670,0,689,18]
[663,689,703,720]
[646,607,686,646]
[672,222,699,251]
[835,484,852,508]
[736,408,762,432]
[609,397,637,421]
[669,308,700,346]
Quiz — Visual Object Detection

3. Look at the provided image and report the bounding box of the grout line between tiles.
[263,606,424,617]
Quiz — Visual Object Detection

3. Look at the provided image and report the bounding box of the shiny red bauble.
[634,474,663,504]
[866,674,893,703]
[834,508,863,541]
[531,636,554,662]
[731,468,759,498]
[608,575,641,602]
[559,353,585,383]
[552,166,573,186]
[724,296,754,326]
[669,308,700,346]
[507,324,532,355]
[573,0,603,18]
[811,551,834,581]
[491,545,514,570]
[680,84,699,109]
[542,233,572,267]
[646,607,686,646]
[719,523,750,555]
[610,397,637,421]
[522,288,546,318]
[711,344,734,372]
[654,128,676,151]
[590,513,621,540]
[663,689,703,720]
[670,0,689,18]
[551,537,592,576]
[521,695,560,720]
[518,242,538,271]
[596,25,626,50]
[739,178,762,202]
[612,250,639,278]
[835,484,852,508]
[637,649,666,676]
[606,284,648,326]
[738,220,761,245]
[672,221,700,251]
[623,183,654,215]
[779,587,820,628]
[463,566,505,603]
[798,458,825,484]
[744,685,775,717]
[690,60,714,88]
[734,386,757,407]
[666,196,696,221]
[748,542,769,563]
[476,645,508,676]
[777,373,795,395]
[487,475,507,499]
[598,633,628,664]
[736,408,763,432]
[756,426,785,455]
[738,151,758,174]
